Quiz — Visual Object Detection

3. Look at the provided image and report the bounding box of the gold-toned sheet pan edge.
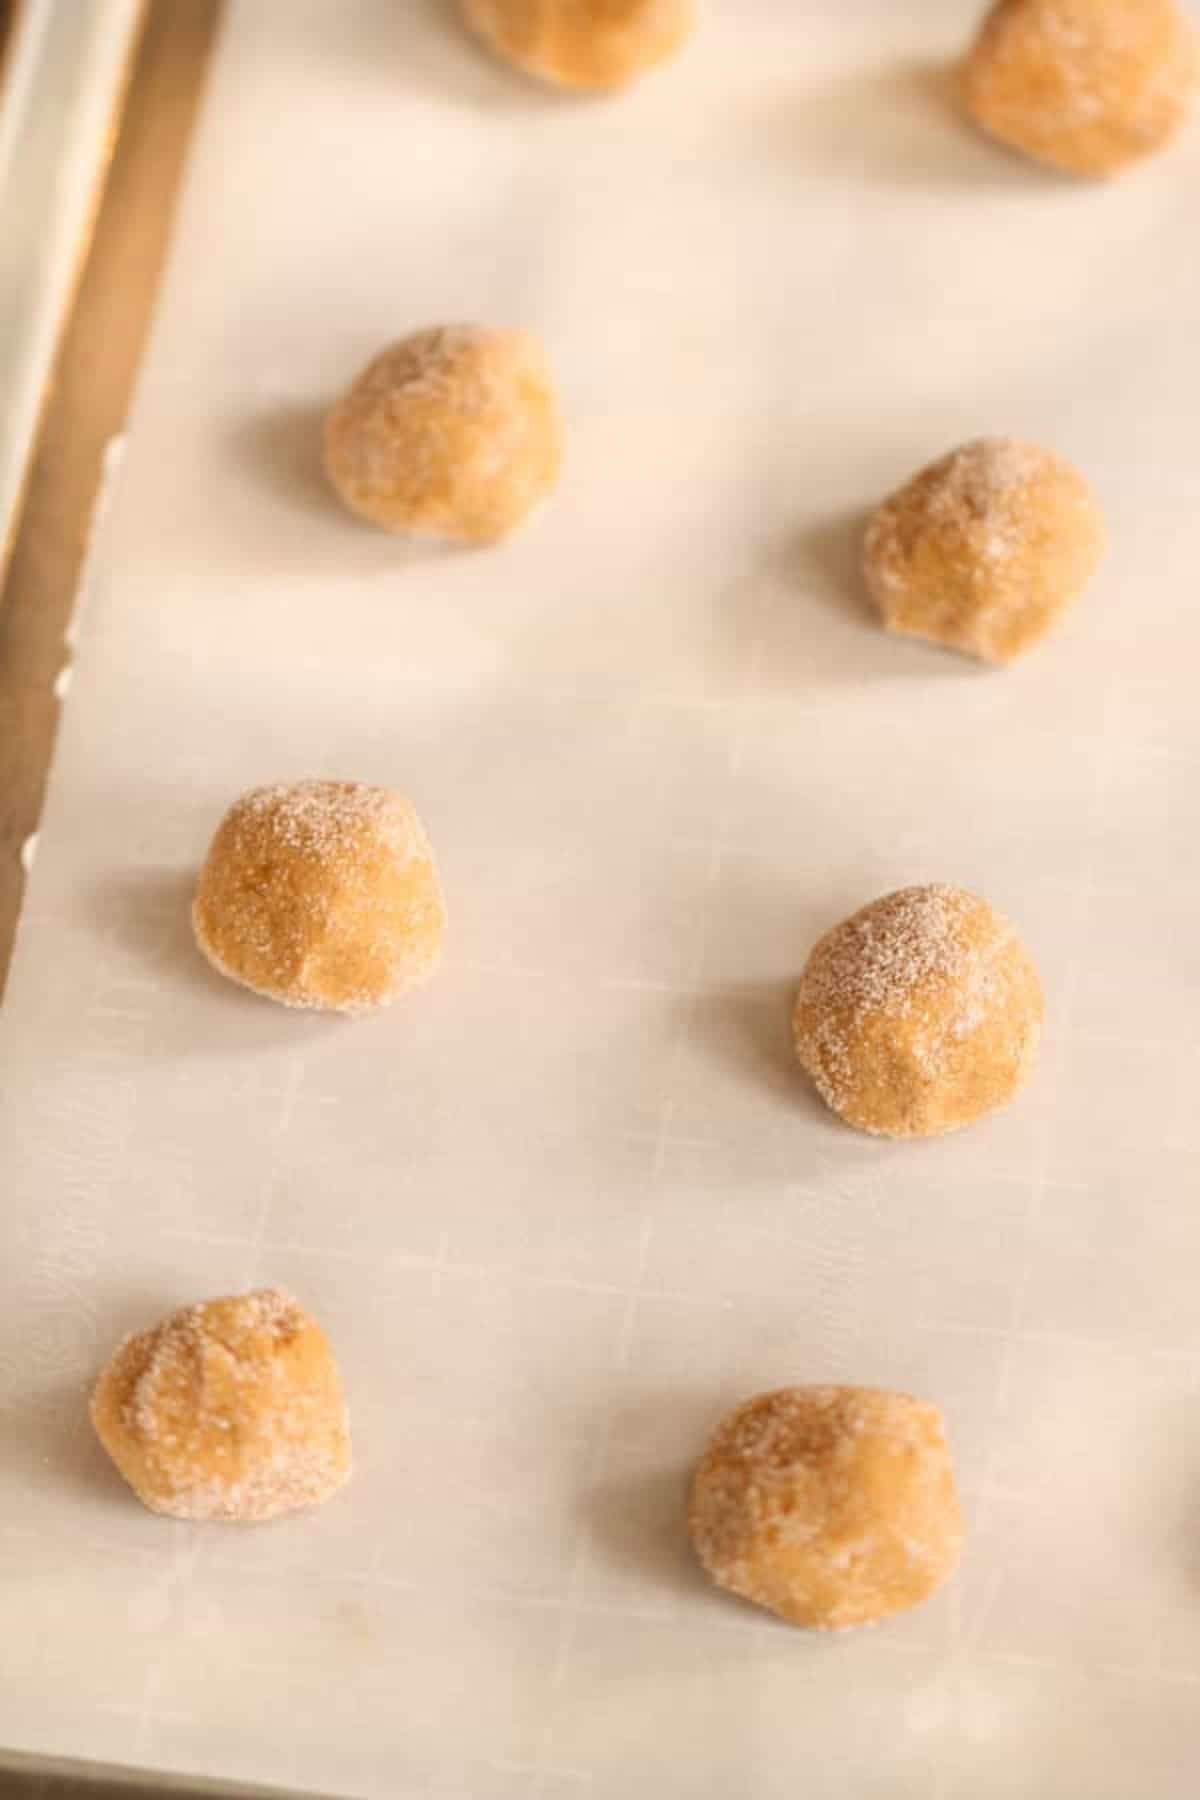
[0,0,223,1000]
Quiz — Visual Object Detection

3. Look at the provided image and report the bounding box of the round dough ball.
[90,1288,351,1522]
[792,883,1043,1139]
[863,437,1104,665]
[962,0,1198,178]
[690,1387,963,1630]
[461,0,693,91]
[323,324,561,544]
[192,779,445,1013]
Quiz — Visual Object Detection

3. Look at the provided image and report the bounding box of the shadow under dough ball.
[192,779,445,1013]
[962,0,1199,177]
[324,323,561,544]
[690,1386,963,1630]
[460,0,693,90]
[792,883,1044,1139]
[91,1288,352,1522]
[863,437,1104,666]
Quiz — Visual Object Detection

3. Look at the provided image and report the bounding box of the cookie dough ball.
[863,438,1104,665]
[963,0,1198,177]
[793,883,1043,1139]
[90,1288,351,1522]
[193,780,445,1013]
[323,324,561,544]
[461,0,693,91]
[690,1387,963,1630]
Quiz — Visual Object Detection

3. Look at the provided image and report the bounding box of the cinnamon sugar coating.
[864,437,1104,666]
[192,780,445,1014]
[690,1386,963,1630]
[324,324,561,544]
[90,1289,351,1523]
[963,0,1198,177]
[792,884,1043,1139]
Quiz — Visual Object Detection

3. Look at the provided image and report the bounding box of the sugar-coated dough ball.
[90,1289,351,1522]
[690,1387,963,1630]
[793,883,1043,1139]
[324,325,561,543]
[192,780,445,1013]
[963,0,1198,177]
[461,0,693,91]
[863,437,1104,665]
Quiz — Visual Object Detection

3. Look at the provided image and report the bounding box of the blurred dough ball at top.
[962,0,1198,177]
[461,0,694,91]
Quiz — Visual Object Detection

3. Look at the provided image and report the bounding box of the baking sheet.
[3,0,1200,1793]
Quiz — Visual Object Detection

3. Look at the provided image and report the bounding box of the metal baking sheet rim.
[0,0,146,587]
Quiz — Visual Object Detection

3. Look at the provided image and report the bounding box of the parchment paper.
[3,2,1200,1793]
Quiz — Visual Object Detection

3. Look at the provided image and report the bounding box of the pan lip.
[0,0,145,588]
